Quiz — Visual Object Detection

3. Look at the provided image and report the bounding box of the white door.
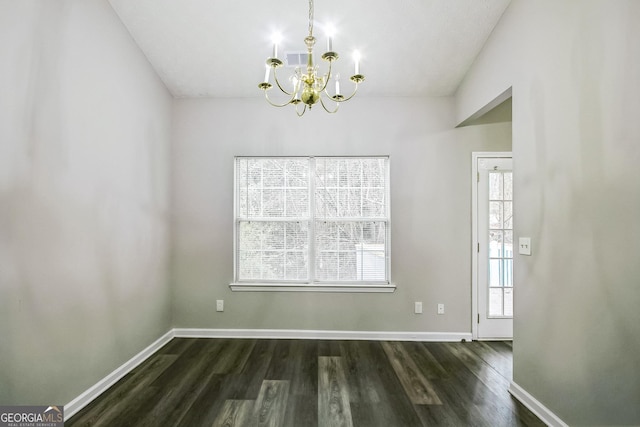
[476,156,513,340]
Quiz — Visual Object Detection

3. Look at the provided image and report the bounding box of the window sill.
[229,283,396,293]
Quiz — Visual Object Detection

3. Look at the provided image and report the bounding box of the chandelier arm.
[264,90,296,107]
[272,67,294,96]
[333,82,360,103]
[319,95,340,114]
[295,103,307,117]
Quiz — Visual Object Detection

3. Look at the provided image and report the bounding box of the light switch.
[519,237,531,255]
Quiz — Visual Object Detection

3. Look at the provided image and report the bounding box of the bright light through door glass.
[488,171,513,317]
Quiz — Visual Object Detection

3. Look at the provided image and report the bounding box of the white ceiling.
[108,0,511,98]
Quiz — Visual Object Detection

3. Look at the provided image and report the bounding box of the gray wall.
[457,0,640,424]
[171,97,511,332]
[0,0,172,405]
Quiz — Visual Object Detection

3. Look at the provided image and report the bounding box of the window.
[233,156,391,291]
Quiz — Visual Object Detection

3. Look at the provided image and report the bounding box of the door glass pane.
[503,259,513,287]
[504,201,513,229]
[489,231,503,257]
[489,202,503,229]
[489,259,502,287]
[504,288,513,316]
[489,288,504,316]
[489,172,503,200]
[504,231,513,258]
[504,172,513,200]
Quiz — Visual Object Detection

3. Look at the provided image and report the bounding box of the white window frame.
[230,156,395,293]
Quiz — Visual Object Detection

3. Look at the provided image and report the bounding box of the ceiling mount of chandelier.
[258,0,365,116]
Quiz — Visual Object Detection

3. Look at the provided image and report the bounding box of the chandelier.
[258,0,365,116]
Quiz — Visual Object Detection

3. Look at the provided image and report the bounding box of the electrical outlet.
[437,303,445,315]
[414,301,423,314]
[216,300,224,312]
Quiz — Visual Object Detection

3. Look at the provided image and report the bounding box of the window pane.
[286,189,308,217]
[239,188,247,217]
[238,221,263,250]
[238,158,309,219]
[356,249,386,281]
[285,159,308,188]
[338,188,362,217]
[315,221,387,281]
[247,188,262,217]
[316,252,338,281]
[363,188,385,217]
[338,159,362,187]
[237,221,308,281]
[262,251,284,279]
[247,159,262,187]
[338,251,357,280]
[239,251,261,279]
[316,187,338,218]
[263,222,284,250]
[363,159,386,188]
[262,159,285,187]
[316,158,386,219]
[285,251,307,280]
[263,189,284,217]
[285,222,308,250]
[316,158,337,187]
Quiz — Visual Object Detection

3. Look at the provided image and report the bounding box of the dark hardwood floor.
[67,338,543,426]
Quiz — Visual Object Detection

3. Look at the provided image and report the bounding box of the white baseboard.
[63,328,471,421]
[509,381,568,427]
[64,330,174,421]
[173,328,472,342]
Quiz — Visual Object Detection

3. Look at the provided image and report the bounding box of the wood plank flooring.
[67,338,543,427]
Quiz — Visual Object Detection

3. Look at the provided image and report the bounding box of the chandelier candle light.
[258,0,365,116]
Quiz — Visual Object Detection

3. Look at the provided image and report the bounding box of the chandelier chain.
[308,0,314,37]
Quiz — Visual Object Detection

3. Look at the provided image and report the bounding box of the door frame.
[471,152,512,340]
